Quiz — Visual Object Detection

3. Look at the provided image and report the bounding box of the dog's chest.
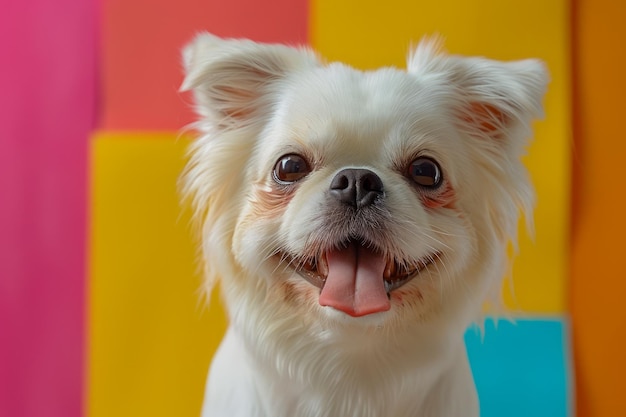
[257,381,424,417]
[244,354,432,417]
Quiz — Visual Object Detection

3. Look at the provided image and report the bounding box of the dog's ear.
[407,38,548,152]
[181,33,320,129]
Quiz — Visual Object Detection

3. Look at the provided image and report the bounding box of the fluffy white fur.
[181,33,547,417]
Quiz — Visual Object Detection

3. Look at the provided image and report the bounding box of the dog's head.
[181,34,547,332]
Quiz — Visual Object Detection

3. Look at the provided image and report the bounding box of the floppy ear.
[407,38,548,150]
[181,33,320,129]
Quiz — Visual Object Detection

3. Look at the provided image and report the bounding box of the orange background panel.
[571,0,626,415]
[101,0,308,131]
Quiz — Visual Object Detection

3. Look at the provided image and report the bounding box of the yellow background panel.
[311,0,570,313]
[88,133,227,417]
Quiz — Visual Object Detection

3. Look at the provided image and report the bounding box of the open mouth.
[294,251,435,293]
[277,239,439,317]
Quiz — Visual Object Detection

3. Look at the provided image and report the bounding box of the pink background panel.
[101,0,309,131]
[0,1,97,417]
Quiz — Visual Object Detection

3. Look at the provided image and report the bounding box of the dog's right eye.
[408,157,443,189]
[273,154,311,184]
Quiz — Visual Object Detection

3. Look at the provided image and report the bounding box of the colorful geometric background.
[1,0,624,416]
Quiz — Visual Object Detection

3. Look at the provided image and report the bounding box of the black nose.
[329,168,384,208]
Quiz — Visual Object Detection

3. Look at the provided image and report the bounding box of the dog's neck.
[203,323,478,417]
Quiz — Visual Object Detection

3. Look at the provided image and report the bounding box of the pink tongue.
[318,243,390,317]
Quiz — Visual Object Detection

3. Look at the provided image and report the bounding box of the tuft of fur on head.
[180,33,547,416]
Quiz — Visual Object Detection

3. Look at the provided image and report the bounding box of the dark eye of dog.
[408,157,443,188]
[273,154,311,184]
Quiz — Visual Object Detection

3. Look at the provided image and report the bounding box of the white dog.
[181,33,547,417]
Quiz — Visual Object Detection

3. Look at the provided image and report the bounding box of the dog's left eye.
[408,157,443,188]
[273,154,311,184]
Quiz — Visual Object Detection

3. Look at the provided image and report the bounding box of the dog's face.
[232,67,478,323]
[182,34,547,333]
